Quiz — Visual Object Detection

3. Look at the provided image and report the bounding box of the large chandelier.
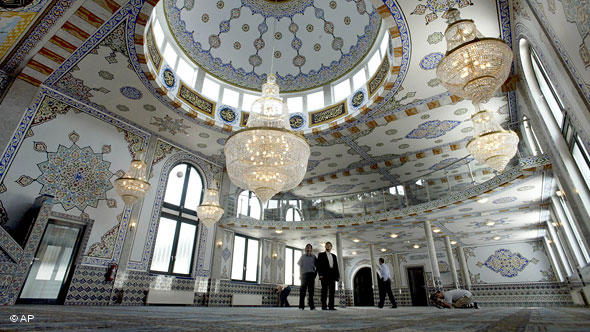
[436,9,512,104]
[114,151,151,205]
[224,74,310,203]
[197,185,224,228]
[466,110,519,172]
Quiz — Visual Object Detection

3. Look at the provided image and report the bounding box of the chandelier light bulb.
[436,8,513,104]
[114,151,151,206]
[466,109,519,172]
[224,74,310,204]
[197,187,224,228]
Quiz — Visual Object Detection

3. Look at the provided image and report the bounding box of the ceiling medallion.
[224,74,310,203]
[466,109,519,172]
[436,8,512,104]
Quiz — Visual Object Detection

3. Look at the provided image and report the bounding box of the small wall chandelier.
[197,181,224,228]
[114,151,151,205]
[224,74,310,203]
[466,109,519,172]
[436,8,512,104]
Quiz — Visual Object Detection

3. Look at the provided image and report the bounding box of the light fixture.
[493,236,501,240]
[485,221,495,226]
[114,151,151,205]
[380,248,387,252]
[433,228,442,233]
[197,183,224,228]
[436,9,513,104]
[466,109,519,172]
[275,229,283,234]
[477,198,488,204]
[555,190,563,197]
[450,240,458,245]
[552,222,559,227]
[272,252,278,259]
[390,233,398,238]
[129,221,137,229]
[223,78,310,202]
[413,244,421,249]
[352,251,357,255]
[216,240,223,247]
[547,239,553,244]
[353,238,360,243]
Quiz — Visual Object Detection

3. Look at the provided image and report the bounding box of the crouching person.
[430,289,478,309]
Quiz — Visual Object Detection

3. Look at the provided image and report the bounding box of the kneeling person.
[431,289,478,309]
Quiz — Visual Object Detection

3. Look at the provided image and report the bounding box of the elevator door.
[18,220,84,304]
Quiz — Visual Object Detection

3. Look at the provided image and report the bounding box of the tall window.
[285,247,302,285]
[237,190,261,219]
[231,234,260,282]
[150,163,203,275]
[527,45,590,193]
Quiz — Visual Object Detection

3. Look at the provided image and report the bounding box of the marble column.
[443,236,459,289]
[423,220,441,290]
[392,253,402,288]
[369,244,378,293]
[457,246,471,290]
[336,232,346,307]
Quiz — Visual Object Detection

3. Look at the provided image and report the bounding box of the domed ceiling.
[164,0,381,92]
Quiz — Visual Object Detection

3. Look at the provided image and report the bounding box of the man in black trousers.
[298,244,317,310]
[317,242,339,310]
[377,257,398,308]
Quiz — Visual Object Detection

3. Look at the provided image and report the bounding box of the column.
[336,232,346,307]
[443,236,459,289]
[543,236,564,282]
[369,244,378,294]
[457,246,471,290]
[392,253,402,288]
[424,220,441,290]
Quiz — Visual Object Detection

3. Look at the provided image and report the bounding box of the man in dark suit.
[317,242,339,310]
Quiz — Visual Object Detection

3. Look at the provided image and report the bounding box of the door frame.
[405,264,427,306]
[17,212,93,304]
[352,266,374,306]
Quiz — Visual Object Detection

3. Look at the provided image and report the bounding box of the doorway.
[353,267,375,306]
[17,220,85,304]
[407,266,428,306]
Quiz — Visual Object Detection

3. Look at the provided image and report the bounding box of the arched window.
[236,190,261,220]
[285,207,302,222]
[150,163,203,275]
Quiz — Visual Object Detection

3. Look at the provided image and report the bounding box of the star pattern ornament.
[150,115,191,135]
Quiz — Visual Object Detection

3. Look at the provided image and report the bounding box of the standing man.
[377,258,398,308]
[298,244,317,310]
[317,242,339,310]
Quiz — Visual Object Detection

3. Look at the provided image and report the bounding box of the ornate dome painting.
[165,0,381,92]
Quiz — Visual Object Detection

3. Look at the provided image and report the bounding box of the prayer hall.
[0,0,589,330]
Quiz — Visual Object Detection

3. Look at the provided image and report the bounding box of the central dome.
[164,0,381,92]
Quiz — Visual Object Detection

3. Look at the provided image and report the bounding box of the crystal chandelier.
[197,185,224,228]
[114,151,151,205]
[436,9,512,104]
[224,74,310,203]
[466,109,519,172]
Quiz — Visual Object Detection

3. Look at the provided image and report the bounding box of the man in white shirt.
[377,258,398,308]
[431,289,478,309]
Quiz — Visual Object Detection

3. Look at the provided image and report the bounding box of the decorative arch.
[130,151,221,275]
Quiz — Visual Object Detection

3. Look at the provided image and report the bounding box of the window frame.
[150,163,204,277]
[237,190,261,220]
[231,233,261,283]
[285,246,303,286]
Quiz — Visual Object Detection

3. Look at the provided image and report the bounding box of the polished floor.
[0,305,589,331]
